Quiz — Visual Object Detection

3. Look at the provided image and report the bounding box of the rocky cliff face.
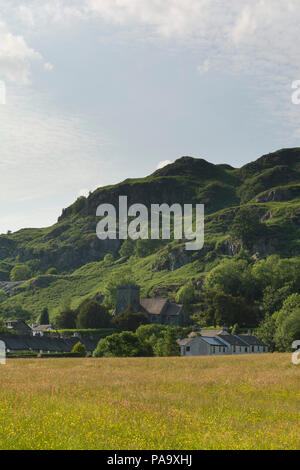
[2,148,300,278]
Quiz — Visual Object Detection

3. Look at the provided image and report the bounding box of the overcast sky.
[0,0,300,233]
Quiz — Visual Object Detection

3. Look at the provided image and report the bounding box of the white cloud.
[44,62,53,71]
[14,1,300,78]
[0,18,42,83]
[156,160,172,170]
[0,85,112,232]
[197,59,210,76]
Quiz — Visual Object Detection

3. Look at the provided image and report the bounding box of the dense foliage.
[112,307,149,332]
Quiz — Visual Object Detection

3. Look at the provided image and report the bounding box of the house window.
[245,347,248,352]
[233,346,236,353]
[186,346,190,352]
[223,347,226,352]
[212,346,215,353]
[251,346,254,352]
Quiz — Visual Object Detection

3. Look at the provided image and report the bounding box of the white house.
[31,325,55,337]
[178,335,228,356]
[178,328,268,356]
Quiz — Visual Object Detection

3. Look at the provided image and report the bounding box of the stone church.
[114,285,186,326]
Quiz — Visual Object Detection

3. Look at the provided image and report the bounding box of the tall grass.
[0,354,298,450]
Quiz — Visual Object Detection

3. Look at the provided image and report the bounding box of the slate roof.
[0,334,98,353]
[199,329,223,337]
[32,325,54,332]
[217,334,248,347]
[140,298,168,315]
[237,335,265,346]
[201,336,228,346]
[177,338,192,346]
[140,298,183,317]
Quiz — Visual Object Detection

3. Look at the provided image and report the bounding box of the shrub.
[175,281,195,305]
[10,265,32,281]
[71,342,87,357]
[76,300,111,329]
[46,267,57,275]
[93,331,152,357]
[112,307,149,332]
[56,309,77,329]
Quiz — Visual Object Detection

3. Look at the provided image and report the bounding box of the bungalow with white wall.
[178,328,268,356]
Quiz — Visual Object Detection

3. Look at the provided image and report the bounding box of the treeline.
[93,324,189,358]
[190,253,300,351]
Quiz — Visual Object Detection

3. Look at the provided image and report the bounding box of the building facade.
[178,329,268,356]
[114,285,186,326]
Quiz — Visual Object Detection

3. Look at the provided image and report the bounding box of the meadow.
[0,354,299,450]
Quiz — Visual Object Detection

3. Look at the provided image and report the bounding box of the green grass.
[0,354,298,450]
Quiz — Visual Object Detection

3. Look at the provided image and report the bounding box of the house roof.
[140,298,168,315]
[237,335,265,346]
[178,336,227,347]
[164,302,183,317]
[32,325,54,332]
[177,338,192,346]
[6,320,31,329]
[217,334,248,347]
[0,334,98,353]
[199,329,223,337]
[140,298,183,317]
[201,336,228,346]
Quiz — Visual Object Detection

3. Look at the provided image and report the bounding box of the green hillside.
[2,147,300,322]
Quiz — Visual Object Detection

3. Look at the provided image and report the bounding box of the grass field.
[0,354,299,450]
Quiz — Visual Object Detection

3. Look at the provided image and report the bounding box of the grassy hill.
[2,147,300,320]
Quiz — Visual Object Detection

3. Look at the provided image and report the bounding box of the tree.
[93,331,152,357]
[231,206,264,249]
[46,267,57,275]
[203,290,259,328]
[261,284,294,316]
[0,317,10,334]
[161,329,180,356]
[0,290,6,303]
[103,253,114,265]
[103,268,136,309]
[119,239,135,258]
[40,307,49,325]
[72,342,87,357]
[112,307,149,332]
[175,281,195,305]
[76,300,111,329]
[135,239,162,258]
[204,258,258,301]
[256,315,277,352]
[10,265,31,281]
[136,324,167,343]
[56,309,77,329]
[231,323,240,335]
[274,309,300,352]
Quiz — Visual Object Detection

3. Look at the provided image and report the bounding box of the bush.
[103,253,114,265]
[56,309,77,329]
[71,342,87,357]
[112,307,149,332]
[46,267,57,275]
[93,331,152,357]
[76,300,111,329]
[119,239,135,258]
[10,265,32,281]
[175,281,195,305]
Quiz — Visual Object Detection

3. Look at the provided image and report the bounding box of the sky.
[0,0,300,233]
